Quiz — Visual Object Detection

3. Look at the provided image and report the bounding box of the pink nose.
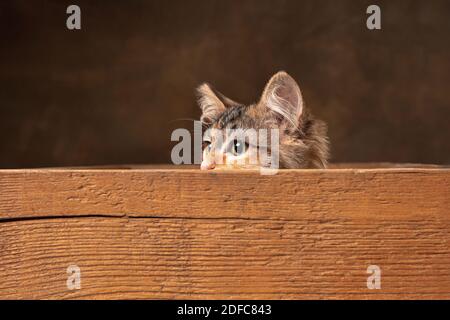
[201,161,216,170]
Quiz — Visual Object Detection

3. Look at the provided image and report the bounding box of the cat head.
[197,71,329,169]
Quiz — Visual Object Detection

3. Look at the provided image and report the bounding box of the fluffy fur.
[198,71,329,169]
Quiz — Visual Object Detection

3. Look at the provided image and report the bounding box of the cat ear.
[259,71,304,129]
[197,83,241,125]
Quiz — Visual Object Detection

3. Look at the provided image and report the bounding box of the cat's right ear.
[197,83,240,125]
[259,71,304,129]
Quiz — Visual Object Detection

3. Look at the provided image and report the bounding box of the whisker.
[168,118,199,124]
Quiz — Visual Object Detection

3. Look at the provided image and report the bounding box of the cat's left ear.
[259,71,304,129]
[197,83,241,125]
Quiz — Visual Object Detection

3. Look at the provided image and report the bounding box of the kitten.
[197,71,329,170]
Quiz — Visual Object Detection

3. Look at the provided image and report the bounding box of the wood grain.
[0,165,449,299]
[0,167,449,221]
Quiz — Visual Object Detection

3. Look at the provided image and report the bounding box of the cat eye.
[202,140,212,151]
[231,139,249,156]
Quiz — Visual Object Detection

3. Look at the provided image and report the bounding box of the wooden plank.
[0,167,449,221]
[1,216,449,299]
[0,165,449,299]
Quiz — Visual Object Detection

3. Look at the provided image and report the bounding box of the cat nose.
[201,160,216,170]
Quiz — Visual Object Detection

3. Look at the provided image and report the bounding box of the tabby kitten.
[198,71,329,170]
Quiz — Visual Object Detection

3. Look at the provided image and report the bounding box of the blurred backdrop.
[0,0,449,168]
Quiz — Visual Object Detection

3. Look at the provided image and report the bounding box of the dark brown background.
[0,0,449,168]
